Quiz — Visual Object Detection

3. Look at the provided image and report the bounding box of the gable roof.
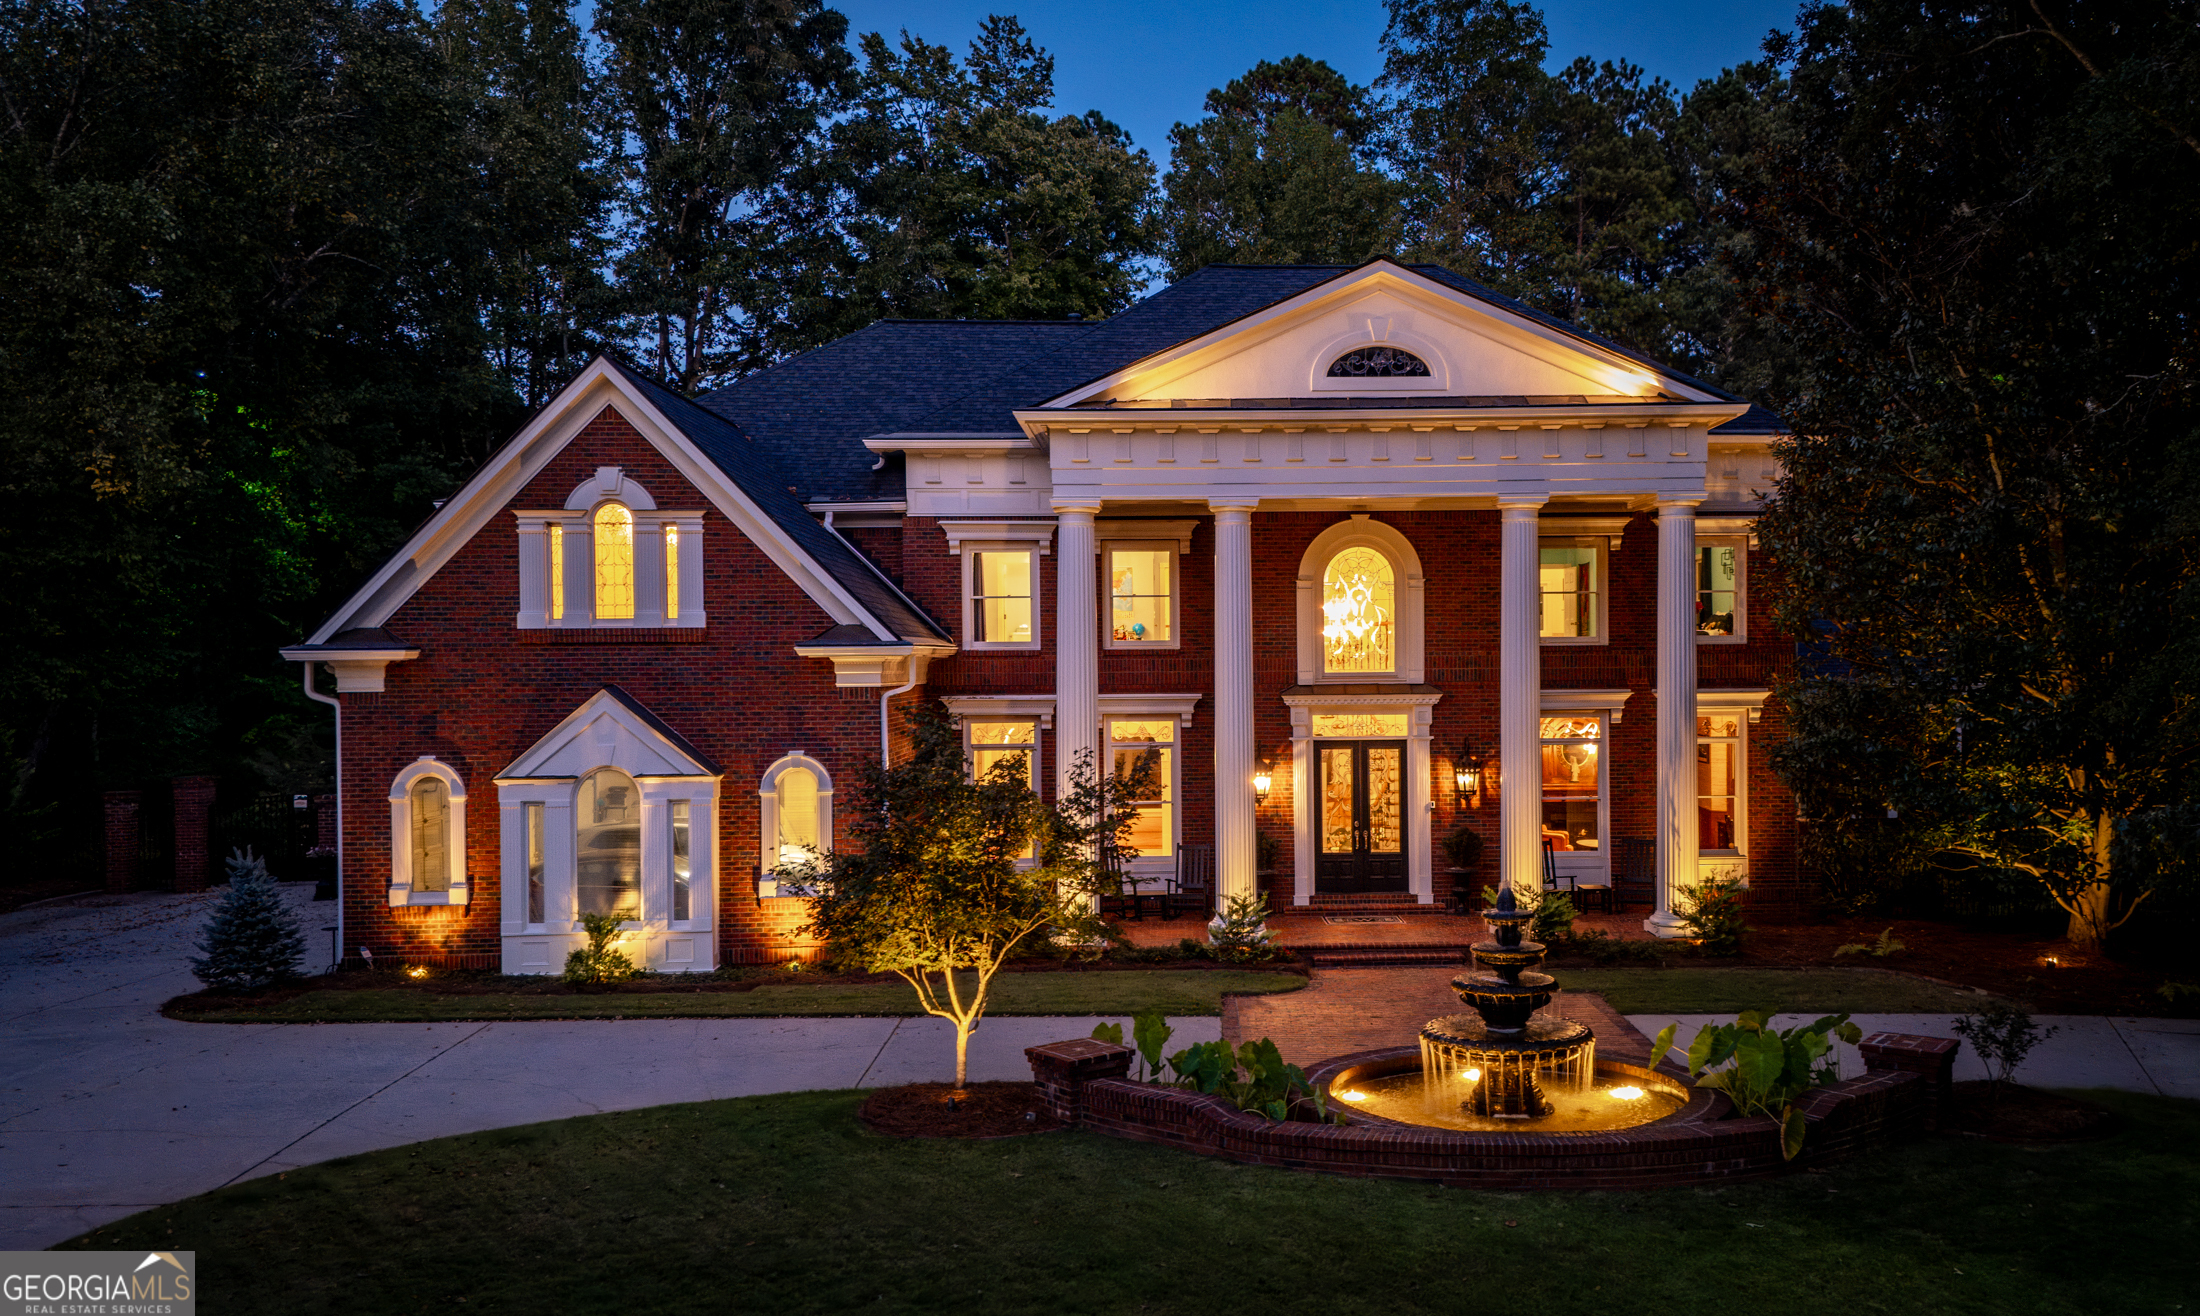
[497,684,722,781]
[293,357,949,652]
[698,261,1783,501]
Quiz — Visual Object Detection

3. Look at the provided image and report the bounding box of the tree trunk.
[2063,810,2114,952]
[954,1019,971,1090]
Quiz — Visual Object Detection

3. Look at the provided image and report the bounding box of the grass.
[167,968,1305,1023]
[1559,966,2004,1015]
[66,1087,2197,1315]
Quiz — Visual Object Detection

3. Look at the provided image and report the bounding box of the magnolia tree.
[787,708,1157,1089]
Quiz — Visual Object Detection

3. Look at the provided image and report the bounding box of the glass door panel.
[1321,746,1356,855]
[1366,746,1402,855]
[1314,741,1410,894]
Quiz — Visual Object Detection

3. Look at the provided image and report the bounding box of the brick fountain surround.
[1025,1007,1959,1191]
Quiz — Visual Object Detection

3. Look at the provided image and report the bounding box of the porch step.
[1300,942,1473,968]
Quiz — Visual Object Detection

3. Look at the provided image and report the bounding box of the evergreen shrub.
[190,848,308,992]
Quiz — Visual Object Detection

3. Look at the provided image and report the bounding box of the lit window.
[665,523,680,622]
[1697,541,1741,639]
[1108,718,1175,861]
[971,549,1034,645]
[525,802,545,924]
[777,766,820,866]
[410,777,451,894]
[576,767,640,917]
[1321,546,1395,674]
[1697,714,1742,852]
[548,524,565,621]
[594,502,635,620]
[1539,716,1602,852]
[671,799,691,921]
[1108,546,1173,644]
[1539,542,1603,639]
[969,719,1038,788]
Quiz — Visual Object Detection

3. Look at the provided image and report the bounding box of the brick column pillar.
[172,775,217,892]
[1024,1038,1133,1125]
[1861,1033,1960,1130]
[103,790,141,893]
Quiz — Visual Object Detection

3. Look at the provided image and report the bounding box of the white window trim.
[945,521,1052,651]
[1296,515,1427,684]
[1538,534,1610,647]
[1535,708,1610,884]
[388,757,468,907]
[513,466,706,630]
[1696,535,1748,645]
[1695,688,1770,862]
[1104,711,1184,875]
[1098,523,1194,651]
[1282,689,1441,908]
[758,752,834,898]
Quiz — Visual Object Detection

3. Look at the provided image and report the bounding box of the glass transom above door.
[1310,712,1409,738]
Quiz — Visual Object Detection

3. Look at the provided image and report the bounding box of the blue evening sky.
[833,0,1801,156]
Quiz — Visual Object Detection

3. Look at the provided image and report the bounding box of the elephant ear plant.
[1166,1037,1343,1124]
[1648,1011,1864,1160]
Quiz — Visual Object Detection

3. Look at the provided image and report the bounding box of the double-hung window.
[1105,544,1177,647]
[1697,713,1743,853]
[1695,538,1746,641]
[1538,539,1607,642]
[970,549,1036,645]
[1107,718,1176,866]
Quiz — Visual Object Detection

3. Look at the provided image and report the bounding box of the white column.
[1498,498,1547,895]
[1211,502,1258,908]
[1648,499,1701,937]
[1054,505,1100,807]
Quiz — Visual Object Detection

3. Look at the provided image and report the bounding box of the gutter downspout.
[823,510,922,769]
[300,663,342,972]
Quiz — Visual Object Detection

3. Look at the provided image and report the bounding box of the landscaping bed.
[1552,966,2006,1015]
[60,1085,2198,1315]
[859,1082,1065,1139]
[1943,1081,2119,1143]
[163,964,1306,1023]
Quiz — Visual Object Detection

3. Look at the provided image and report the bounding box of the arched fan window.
[1326,346,1430,378]
[1321,546,1396,674]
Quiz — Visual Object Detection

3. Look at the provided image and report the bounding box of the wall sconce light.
[1252,759,1273,806]
[1453,744,1485,808]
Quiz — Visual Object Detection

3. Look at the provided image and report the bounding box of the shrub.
[1674,875,1749,955]
[190,848,308,992]
[563,910,640,985]
[1648,1010,1863,1159]
[1835,927,1906,958]
[1559,928,1672,965]
[1206,893,1284,963]
[1951,1001,2058,1099]
[1478,882,1575,944]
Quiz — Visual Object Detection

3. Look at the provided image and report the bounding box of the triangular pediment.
[497,687,720,782]
[1045,261,1722,408]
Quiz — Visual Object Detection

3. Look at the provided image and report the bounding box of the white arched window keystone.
[389,757,468,906]
[758,753,833,898]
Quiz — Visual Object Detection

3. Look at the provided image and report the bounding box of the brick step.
[1303,946,1472,967]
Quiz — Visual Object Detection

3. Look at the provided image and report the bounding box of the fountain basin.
[1328,1052,1689,1134]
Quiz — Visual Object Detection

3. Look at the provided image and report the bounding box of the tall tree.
[806,16,1155,337]
[1376,0,1552,291]
[595,0,854,390]
[1158,57,1400,278]
[1747,0,2200,950]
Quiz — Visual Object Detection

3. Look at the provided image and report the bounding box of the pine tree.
[191,848,309,992]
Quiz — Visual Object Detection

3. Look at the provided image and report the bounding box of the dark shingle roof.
[600,684,724,775]
[604,359,949,645]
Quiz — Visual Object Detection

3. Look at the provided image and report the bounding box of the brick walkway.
[1223,965,1652,1066]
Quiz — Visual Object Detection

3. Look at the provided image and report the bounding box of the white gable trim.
[1041,260,1725,409]
[307,358,901,645]
[496,688,719,783]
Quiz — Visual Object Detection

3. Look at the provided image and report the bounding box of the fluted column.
[1054,505,1100,807]
[1648,499,1701,937]
[1498,497,1547,895]
[1211,501,1258,908]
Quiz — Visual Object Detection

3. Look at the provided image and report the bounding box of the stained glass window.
[593,503,634,620]
[1697,714,1742,852]
[1326,346,1430,378]
[1108,547,1172,643]
[548,523,564,621]
[576,767,639,917]
[1321,546,1395,674]
[410,777,450,893]
[1309,712,1409,738]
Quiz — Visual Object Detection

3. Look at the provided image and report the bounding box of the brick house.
[283,260,1794,972]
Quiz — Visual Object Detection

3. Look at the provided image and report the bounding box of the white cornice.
[941,694,1059,728]
[1541,687,1636,722]
[1698,687,1774,723]
[1095,693,1204,726]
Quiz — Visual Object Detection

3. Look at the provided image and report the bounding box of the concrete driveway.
[0,886,1218,1250]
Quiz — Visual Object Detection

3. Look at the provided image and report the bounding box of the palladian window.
[410,777,451,894]
[594,502,635,620]
[576,766,640,917]
[1321,546,1395,674]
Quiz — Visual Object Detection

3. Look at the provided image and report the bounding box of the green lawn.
[65,1088,2196,1315]
[1559,966,2004,1015]
[169,969,1304,1023]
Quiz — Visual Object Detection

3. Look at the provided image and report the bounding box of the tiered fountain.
[1328,885,1685,1133]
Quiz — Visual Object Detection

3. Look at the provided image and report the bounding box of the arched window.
[1326,346,1429,378]
[777,767,820,865]
[576,766,640,917]
[388,758,467,906]
[593,502,635,620]
[758,753,834,896]
[410,776,451,894]
[1321,546,1396,674]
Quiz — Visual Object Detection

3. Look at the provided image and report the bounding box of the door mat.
[1321,915,1406,925]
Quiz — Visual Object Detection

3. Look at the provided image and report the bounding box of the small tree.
[1952,1002,2059,1104]
[190,848,307,992]
[792,707,1155,1089]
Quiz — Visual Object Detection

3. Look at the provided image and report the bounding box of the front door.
[1315,741,1408,893]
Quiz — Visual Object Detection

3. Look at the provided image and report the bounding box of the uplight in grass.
[406,967,429,979]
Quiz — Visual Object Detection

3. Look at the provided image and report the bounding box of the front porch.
[1113,900,1660,966]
